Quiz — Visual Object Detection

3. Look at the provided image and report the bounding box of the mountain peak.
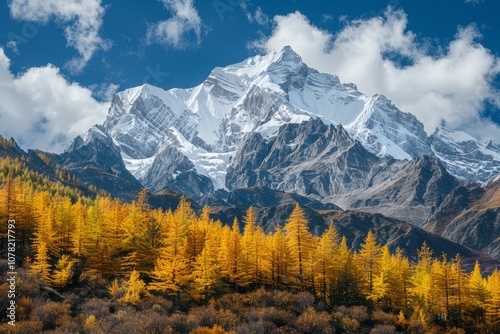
[432,127,480,144]
[116,83,166,105]
[275,45,303,63]
[430,126,500,182]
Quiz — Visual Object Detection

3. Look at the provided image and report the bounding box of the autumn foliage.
[0,156,499,333]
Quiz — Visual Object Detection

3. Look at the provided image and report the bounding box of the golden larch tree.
[283,204,315,290]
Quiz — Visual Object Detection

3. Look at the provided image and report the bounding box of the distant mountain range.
[79,46,500,190]
[2,46,500,267]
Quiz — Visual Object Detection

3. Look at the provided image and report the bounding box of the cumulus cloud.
[0,48,110,153]
[8,0,108,74]
[253,9,500,142]
[147,0,203,49]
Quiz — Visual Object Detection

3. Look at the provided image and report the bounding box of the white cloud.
[464,0,482,4]
[253,9,500,142]
[6,41,20,55]
[89,83,120,102]
[147,0,203,49]
[8,0,108,74]
[243,5,269,26]
[0,48,110,153]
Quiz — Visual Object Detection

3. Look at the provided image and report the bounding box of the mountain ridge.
[69,46,500,192]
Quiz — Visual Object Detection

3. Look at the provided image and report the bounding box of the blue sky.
[0,0,499,152]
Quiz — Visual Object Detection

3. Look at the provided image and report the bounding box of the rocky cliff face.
[61,125,142,200]
[227,118,457,226]
[425,179,500,259]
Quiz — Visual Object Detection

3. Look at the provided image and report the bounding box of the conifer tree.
[357,230,382,297]
[450,254,466,326]
[31,241,51,282]
[191,231,221,301]
[410,242,436,316]
[71,201,86,273]
[241,206,265,286]
[431,255,452,322]
[119,270,149,305]
[221,218,243,287]
[150,254,190,303]
[51,254,75,288]
[53,197,73,255]
[263,226,291,290]
[284,204,315,289]
[314,223,339,305]
[369,245,392,307]
[83,198,114,276]
[393,248,412,310]
[487,269,500,324]
[184,216,206,261]
[468,261,490,324]
[334,237,364,306]
[137,215,164,272]
[164,208,187,259]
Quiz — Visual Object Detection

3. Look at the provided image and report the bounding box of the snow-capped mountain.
[68,46,500,199]
[430,127,500,182]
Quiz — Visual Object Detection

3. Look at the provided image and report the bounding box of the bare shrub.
[189,305,219,328]
[333,305,369,330]
[82,297,112,319]
[297,292,316,313]
[30,301,71,330]
[340,317,360,333]
[272,289,298,309]
[16,297,34,321]
[235,319,277,334]
[17,268,44,299]
[295,307,335,334]
[139,294,174,313]
[348,306,369,323]
[244,288,273,307]
[165,313,197,333]
[261,307,294,328]
[0,319,43,333]
[214,293,246,316]
[372,310,397,326]
[370,324,398,334]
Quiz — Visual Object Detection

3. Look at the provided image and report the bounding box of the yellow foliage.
[119,270,149,305]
